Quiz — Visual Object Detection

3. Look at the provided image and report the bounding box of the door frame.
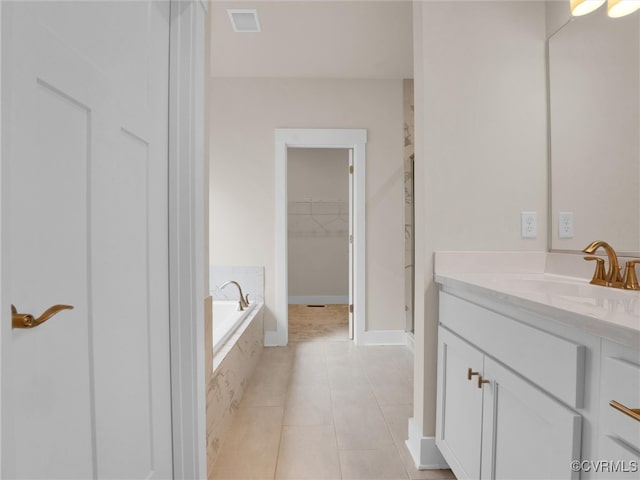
[167,1,208,478]
[273,128,367,346]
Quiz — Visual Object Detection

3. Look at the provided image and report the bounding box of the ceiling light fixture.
[227,9,261,33]
[607,0,640,17]
[570,0,606,16]
[570,0,640,17]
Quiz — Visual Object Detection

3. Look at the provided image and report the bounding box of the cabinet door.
[598,348,640,480]
[597,435,640,480]
[436,327,484,479]
[600,353,640,451]
[480,357,582,480]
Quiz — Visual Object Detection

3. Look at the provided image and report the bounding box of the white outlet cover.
[521,211,537,238]
[558,211,574,238]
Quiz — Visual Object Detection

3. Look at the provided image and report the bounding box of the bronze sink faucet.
[622,260,640,290]
[582,240,624,288]
[582,241,639,290]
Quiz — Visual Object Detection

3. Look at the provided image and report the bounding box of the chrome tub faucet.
[220,280,250,310]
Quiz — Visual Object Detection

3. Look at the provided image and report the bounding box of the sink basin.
[433,253,640,346]
[506,277,633,298]
[477,275,640,319]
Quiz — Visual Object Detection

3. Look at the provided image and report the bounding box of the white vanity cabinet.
[436,292,584,480]
[596,341,640,479]
[480,356,582,480]
[436,328,484,477]
[433,252,640,480]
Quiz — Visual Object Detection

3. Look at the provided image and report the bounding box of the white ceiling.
[209,1,414,79]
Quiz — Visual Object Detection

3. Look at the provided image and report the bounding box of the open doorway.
[273,129,367,347]
[287,148,350,342]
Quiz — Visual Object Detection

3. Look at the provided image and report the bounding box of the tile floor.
[288,304,350,342]
[210,305,456,480]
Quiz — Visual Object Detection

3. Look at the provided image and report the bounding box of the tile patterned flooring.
[288,304,350,343]
[210,305,455,480]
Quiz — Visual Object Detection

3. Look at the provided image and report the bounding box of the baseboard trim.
[358,330,407,346]
[288,295,349,305]
[266,328,407,347]
[406,418,449,470]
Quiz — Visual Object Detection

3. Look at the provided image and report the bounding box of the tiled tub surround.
[206,301,264,477]
[433,251,640,479]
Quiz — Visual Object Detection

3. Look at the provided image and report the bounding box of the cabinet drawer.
[601,356,640,450]
[440,292,585,408]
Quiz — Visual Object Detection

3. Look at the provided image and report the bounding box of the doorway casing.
[272,129,367,346]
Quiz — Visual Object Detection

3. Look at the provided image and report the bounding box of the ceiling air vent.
[227,9,261,33]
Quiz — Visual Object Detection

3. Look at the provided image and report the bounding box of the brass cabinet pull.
[467,368,479,381]
[12,304,73,329]
[478,375,490,389]
[610,400,640,422]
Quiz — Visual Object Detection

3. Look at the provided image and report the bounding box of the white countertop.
[434,252,640,348]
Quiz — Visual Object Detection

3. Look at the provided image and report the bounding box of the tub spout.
[220,280,250,311]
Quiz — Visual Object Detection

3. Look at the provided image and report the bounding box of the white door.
[1,2,173,478]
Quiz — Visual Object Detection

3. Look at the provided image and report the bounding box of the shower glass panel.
[403,79,415,334]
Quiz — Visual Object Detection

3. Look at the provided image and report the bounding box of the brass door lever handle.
[12,304,74,329]
[610,400,640,422]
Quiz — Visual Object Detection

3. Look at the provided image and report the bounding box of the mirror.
[548,9,640,254]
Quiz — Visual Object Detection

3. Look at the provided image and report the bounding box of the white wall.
[209,78,405,332]
[287,148,349,302]
[546,0,571,37]
[412,0,547,452]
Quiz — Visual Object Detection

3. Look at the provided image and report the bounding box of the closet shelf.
[288,199,348,237]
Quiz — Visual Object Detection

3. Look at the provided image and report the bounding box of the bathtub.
[207,299,263,473]
[212,300,257,353]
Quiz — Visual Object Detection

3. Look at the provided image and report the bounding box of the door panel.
[92,128,156,478]
[34,1,154,105]
[481,357,582,480]
[436,327,484,479]
[2,2,172,478]
[6,10,95,479]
